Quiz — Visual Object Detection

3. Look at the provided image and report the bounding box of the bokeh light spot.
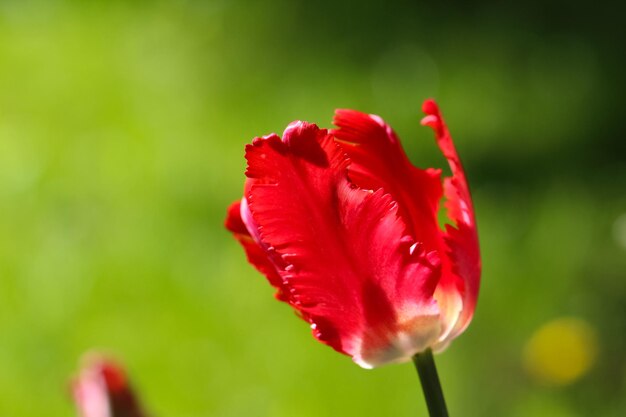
[612,213,626,251]
[523,317,598,386]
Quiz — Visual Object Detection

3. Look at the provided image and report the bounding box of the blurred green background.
[0,0,624,416]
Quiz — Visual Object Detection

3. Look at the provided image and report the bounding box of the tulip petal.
[332,110,444,250]
[421,99,481,347]
[332,110,460,341]
[245,121,442,367]
[333,103,480,349]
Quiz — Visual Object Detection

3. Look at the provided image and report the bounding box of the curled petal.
[421,99,481,347]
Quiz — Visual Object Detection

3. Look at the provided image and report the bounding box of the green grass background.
[0,1,625,416]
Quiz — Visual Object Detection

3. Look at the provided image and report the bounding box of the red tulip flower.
[72,355,147,417]
[226,99,480,370]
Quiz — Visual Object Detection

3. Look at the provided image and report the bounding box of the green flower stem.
[412,349,449,417]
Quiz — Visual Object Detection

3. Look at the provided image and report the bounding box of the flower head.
[72,354,147,417]
[226,99,480,368]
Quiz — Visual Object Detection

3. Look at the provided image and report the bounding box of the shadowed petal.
[225,200,288,301]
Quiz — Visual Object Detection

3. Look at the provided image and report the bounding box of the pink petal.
[245,121,442,367]
[72,355,146,417]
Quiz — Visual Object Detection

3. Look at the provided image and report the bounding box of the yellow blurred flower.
[523,317,598,386]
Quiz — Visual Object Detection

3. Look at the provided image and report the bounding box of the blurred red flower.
[72,354,147,417]
[226,99,480,368]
